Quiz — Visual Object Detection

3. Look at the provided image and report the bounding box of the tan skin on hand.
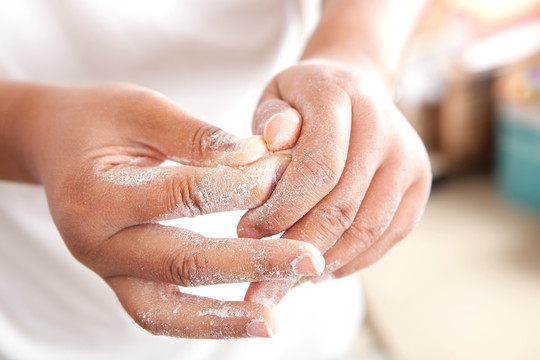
[0,0,430,338]
[0,81,326,339]
[235,0,432,308]
[240,59,432,306]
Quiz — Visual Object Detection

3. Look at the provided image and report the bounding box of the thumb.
[128,90,269,167]
[253,98,302,152]
[158,118,269,168]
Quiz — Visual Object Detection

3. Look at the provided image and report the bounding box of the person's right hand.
[0,81,325,338]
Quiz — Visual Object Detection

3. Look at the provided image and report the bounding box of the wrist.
[300,0,428,102]
[300,33,402,101]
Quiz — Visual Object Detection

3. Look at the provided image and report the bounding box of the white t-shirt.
[0,1,363,359]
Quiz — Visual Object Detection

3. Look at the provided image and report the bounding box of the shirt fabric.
[0,1,364,359]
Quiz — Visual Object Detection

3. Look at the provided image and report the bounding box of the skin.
[0,0,432,339]
[0,81,325,338]
[238,0,432,306]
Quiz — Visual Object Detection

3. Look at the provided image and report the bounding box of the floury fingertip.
[237,227,263,239]
[264,111,302,152]
[292,250,325,276]
[230,135,268,165]
[246,320,274,338]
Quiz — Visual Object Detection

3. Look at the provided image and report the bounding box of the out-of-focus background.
[352,0,540,359]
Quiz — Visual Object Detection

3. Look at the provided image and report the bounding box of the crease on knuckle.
[346,221,388,251]
[192,126,235,160]
[300,151,342,191]
[165,176,205,218]
[317,202,357,239]
[168,252,205,287]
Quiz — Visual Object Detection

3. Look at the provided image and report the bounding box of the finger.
[92,225,325,287]
[253,98,302,152]
[312,164,408,276]
[87,154,291,230]
[243,114,386,306]
[246,121,431,304]
[243,164,374,306]
[251,168,426,302]
[330,178,431,279]
[282,174,430,288]
[244,163,404,306]
[120,87,269,167]
[107,277,276,338]
[244,279,296,309]
[238,88,352,239]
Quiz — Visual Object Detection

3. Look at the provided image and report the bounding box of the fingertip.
[236,216,273,240]
[237,226,263,239]
[245,301,277,338]
[246,320,273,338]
[292,243,325,276]
[223,135,269,166]
[236,153,291,239]
[245,279,295,309]
[263,110,302,152]
[239,153,291,206]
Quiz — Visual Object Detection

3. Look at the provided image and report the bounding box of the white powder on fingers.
[100,167,160,186]
[196,305,245,319]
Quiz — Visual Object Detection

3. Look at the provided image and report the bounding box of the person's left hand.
[236,59,432,306]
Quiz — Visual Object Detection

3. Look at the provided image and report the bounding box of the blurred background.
[352,0,540,359]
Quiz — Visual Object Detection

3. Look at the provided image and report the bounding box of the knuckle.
[346,222,388,251]
[168,253,204,287]
[163,176,205,218]
[117,86,180,130]
[300,151,343,191]
[192,125,236,159]
[126,87,166,114]
[316,202,357,238]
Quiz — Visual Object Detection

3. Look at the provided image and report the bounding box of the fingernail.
[233,135,268,164]
[264,112,301,152]
[247,320,274,338]
[292,252,325,276]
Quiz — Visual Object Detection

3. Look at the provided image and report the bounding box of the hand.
[237,60,432,305]
[2,82,325,338]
